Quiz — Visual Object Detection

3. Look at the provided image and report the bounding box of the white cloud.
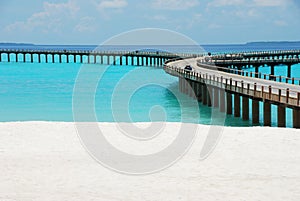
[208,0,291,7]
[75,16,97,32]
[5,0,80,33]
[253,0,291,7]
[208,0,245,7]
[146,15,168,21]
[274,20,288,26]
[152,0,199,10]
[208,23,222,29]
[235,9,259,18]
[96,0,128,10]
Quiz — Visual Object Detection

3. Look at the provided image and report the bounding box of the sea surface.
[0,42,299,127]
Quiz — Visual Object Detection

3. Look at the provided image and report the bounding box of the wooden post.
[255,66,259,78]
[226,92,232,115]
[207,86,212,107]
[278,105,286,128]
[213,87,219,108]
[252,99,260,124]
[219,89,226,113]
[197,84,203,102]
[264,101,271,127]
[242,96,249,120]
[202,85,208,105]
[287,64,292,78]
[234,94,240,117]
[293,108,300,129]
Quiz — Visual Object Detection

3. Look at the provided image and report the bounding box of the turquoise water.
[0,43,299,127]
[0,61,251,126]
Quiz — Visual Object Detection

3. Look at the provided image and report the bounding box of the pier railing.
[164,65,300,108]
[197,60,300,86]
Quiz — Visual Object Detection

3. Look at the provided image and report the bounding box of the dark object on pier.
[184,65,193,73]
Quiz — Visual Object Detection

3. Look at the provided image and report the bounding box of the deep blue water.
[0,42,299,127]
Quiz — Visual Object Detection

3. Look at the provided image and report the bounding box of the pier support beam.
[8,54,10,62]
[188,80,193,97]
[277,105,286,128]
[219,89,226,113]
[202,85,208,105]
[226,92,232,115]
[270,65,275,76]
[179,77,184,93]
[107,56,111,65]
[197,84,203,102]
[287,64,292,78]
[234,94,240,117]
[213,87,219,108]
[242,96,249,120]
[293,108,300,129]
[263,101,271,127]
[141,57,144,66]
[255,65,259,78]
[146,57,149,66]
[113,56,116,65]
[182,78,186,94]
[207,86,212,107]
[252,99,260,124]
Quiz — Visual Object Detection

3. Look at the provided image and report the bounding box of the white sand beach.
[1,122,300,201]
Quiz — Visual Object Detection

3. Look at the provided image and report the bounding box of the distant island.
[1,41,300,47]
[0,42,35,46]
[246,41,300,45]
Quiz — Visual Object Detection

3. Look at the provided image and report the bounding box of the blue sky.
[0,0,299,45]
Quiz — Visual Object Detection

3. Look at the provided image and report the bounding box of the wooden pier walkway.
[164,50,300,129]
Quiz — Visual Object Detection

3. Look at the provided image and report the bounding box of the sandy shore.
[1,122,300,201]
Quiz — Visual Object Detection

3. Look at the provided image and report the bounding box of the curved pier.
[164,50,300,129]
